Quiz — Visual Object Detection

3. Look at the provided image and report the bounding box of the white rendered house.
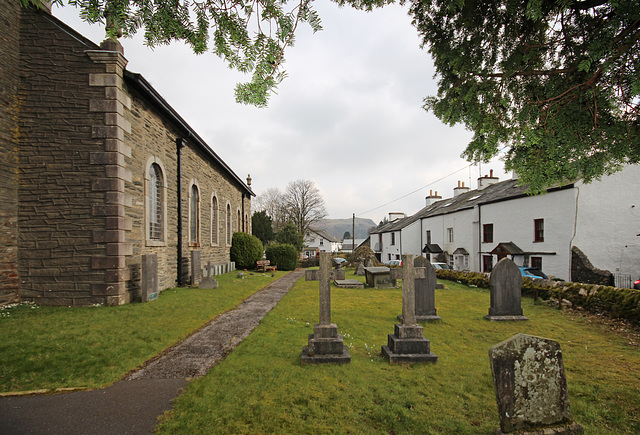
[304,228,342,255]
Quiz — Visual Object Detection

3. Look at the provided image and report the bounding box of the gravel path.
[0,270,304,435]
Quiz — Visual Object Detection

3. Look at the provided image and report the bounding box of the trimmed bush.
[265,244,298,271]
[230,232,264,270]
[435,269,640,324]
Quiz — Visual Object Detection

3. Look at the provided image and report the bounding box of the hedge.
[435,270,640,324]
[265,243,299,271]
[230,232,264,270]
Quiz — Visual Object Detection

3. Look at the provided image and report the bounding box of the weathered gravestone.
[141,254,158,302]
[305,268,346,281]
[199,261,219,289]
[382,254,438,364]
[355,261,365,276]
[489,333,583,434]
[190,250,201,286]
[397,256,441,321]
[485,258,528,321]
[301,253,351,365]
[365,266,396,289]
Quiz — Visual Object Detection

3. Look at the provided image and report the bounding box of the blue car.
[519,267,548,280]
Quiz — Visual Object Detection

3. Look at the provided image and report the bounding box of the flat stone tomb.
[301,253,350,365]
[485,258,528,321]
[364,266,396,289]
[489,333,583,434]
[333,279,364,289]
[382,255,438,364]
[199,261,219,289]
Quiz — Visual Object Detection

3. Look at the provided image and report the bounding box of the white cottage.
[303,228,342,256]
[371,165,640,285]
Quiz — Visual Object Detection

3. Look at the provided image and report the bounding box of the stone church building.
[0,1,254,306]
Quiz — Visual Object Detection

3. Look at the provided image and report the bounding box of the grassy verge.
[0,271,287,393]
[157,275,640,434]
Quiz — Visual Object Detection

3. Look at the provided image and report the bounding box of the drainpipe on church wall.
[176,137,187,286]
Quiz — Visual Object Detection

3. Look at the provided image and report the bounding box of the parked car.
[519,267,548,280]
[634,278,640,290]
[432,262,451,270]
[387,259,402,267]
[333,258,348,265]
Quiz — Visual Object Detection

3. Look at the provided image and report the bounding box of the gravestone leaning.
[301,253,350,365]
[382,254,438,364]
[485,258,528,321]
[489,333,583,434]
[141,254,158,302]
[190,250,201,286]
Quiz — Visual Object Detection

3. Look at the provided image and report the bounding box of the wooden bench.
[256,260,277,273]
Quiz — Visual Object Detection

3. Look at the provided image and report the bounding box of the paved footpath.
[0,270,304,435]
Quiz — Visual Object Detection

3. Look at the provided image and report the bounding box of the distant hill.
[314,218,377,240]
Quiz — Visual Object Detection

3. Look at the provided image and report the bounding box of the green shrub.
[230,232,264,270]
[265,244,298,271]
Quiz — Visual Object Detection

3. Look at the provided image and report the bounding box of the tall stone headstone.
[301,253,351,365]
[485,258,528,321]
[415,256,441,321]
[489,334,583,434]
[355,261,365,276]
[382,255,438,364]
[141,254,158,302]
[190,250,202,286]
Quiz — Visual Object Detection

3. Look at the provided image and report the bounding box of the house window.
[483,223,493,243]
[189,183,200,245]
[531,256,543,270]
[483,255,493,273]
[148,163,163,241]
[391,233,396,245]
[320,239,324,246]
[425,230,431,245]
[378,234,383,250]
[388,253,392,261]
[534,218,544,242]
[447,227,454,243]
[211,195,218,245]
[226,203,232,245]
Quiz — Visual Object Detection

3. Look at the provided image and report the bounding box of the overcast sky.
[53,2,508,225]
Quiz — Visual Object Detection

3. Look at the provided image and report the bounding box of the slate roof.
[307,228,341,243]
[372,178,575,234]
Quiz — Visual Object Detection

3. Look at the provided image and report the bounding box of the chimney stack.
[425,190,442,206]
[477,169,499,190]
[454,180,470,197]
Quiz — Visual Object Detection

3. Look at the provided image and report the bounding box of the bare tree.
[284,179,327,236]
[253,187,288,232]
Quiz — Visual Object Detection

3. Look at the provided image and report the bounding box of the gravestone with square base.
[485,258,528,321]
[382,255,438,364]
[301,253,351,365]
[489,333,583,434]
[199,261,219,289]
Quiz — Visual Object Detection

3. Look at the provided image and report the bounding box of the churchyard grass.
[157,274,640,434]
[0,271,287,393]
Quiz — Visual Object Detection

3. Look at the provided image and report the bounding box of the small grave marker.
[199,261,219,289]
[489,333,583,434]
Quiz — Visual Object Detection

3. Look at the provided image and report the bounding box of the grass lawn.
[157,273,640,434]
[0,271,287,393]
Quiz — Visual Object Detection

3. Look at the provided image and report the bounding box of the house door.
[483,255,493,273]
